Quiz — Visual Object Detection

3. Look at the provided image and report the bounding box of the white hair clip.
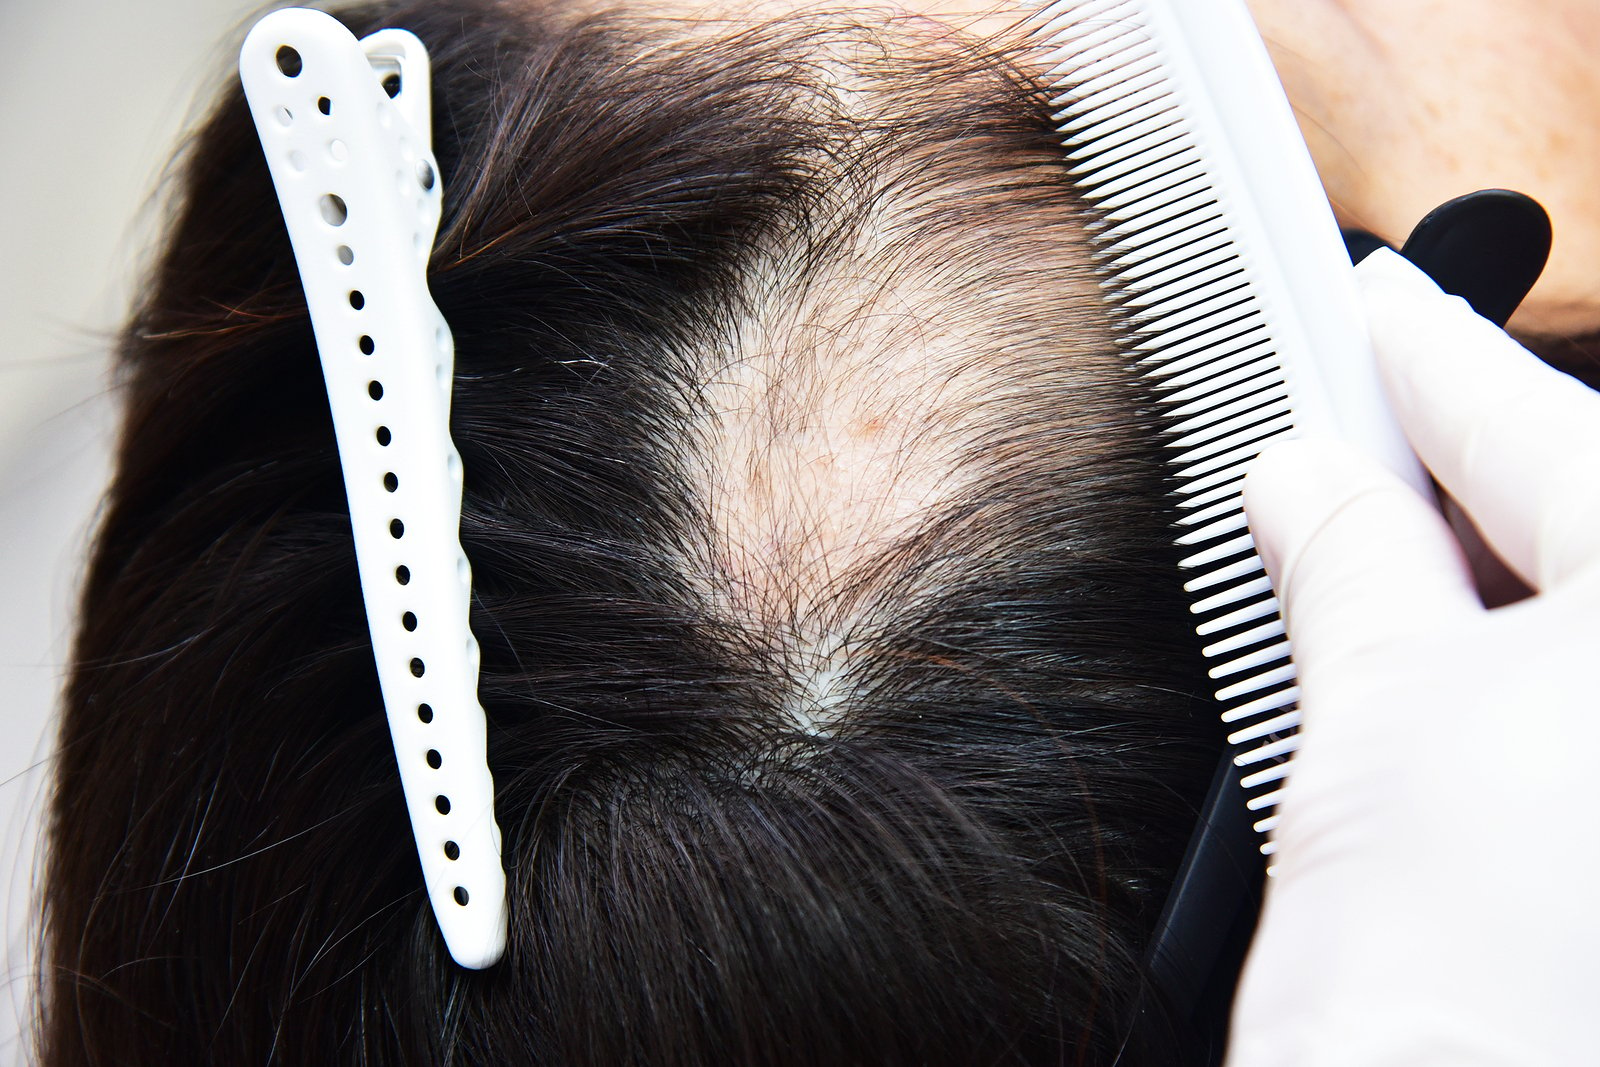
[240,7,507,969]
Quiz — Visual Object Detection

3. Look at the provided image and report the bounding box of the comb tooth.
[1190,575,1273,614]
[1209,640,1291,681]
[1175,494,1244,529]
[1246,789,1284,812]
[1176,476,1246,511]
[1251,814,1280,835]
[1234,732,1301,766]
[1196,593,1277,634]
[1218,683,1299,724]
[1201,618,1284,658]
[1182,554,1263,594]
[1241,761,1293,789]
[1228,710,1305,751]
[1174,509,1249,546]
[1215,663,1295,702]
[1179,532,1255,571]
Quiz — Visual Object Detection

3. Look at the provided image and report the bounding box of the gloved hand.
[1224,248,1600,1066]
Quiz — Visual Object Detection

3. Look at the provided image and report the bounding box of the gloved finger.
[1243,438,1480,675]
[1358,249,1600,591]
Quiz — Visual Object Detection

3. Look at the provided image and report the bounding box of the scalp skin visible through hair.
[43,3,1223,1063]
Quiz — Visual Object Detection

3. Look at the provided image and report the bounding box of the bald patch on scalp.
[648,20,1130,735]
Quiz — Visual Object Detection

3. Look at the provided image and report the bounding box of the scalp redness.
[46,3,1220,1063]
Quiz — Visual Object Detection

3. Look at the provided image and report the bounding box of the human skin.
[1239,0,1600,338]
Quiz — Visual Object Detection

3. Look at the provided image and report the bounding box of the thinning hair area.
[44,1,1223,1063]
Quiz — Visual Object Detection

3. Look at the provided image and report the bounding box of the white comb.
[1028,0,1429,849]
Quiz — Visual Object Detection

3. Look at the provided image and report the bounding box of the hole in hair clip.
[457,556,469,584]
[395,564,410,585]
[317,96,331,115]
[383,472,398,492]
[381,72,401,98]
[348,290,364,310]
[426,749,442,769]
[443,840,459,860]
[435,794,450,815]
[275,45,302,77]
[337,245,354,266]
[417,702,433,723]
[376,426,391,446]
[410,657,425,677]
[319,194,348,226]
[274,106,292,127]
[416,160,435,192]
[390,519,405,539]
[329,139,348,163]
[435,325,448,351]
[453,886,469,906]
[288,150,308,173]
[359,335,375,355]
[368,380,383,400]
[402,611,417,632]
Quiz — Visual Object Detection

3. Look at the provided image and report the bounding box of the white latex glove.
[1224,248,1600,1066]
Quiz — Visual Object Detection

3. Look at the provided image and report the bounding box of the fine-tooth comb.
[1024,0,1429,1054]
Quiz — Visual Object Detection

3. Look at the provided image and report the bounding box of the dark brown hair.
[44,2,1221,1062]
